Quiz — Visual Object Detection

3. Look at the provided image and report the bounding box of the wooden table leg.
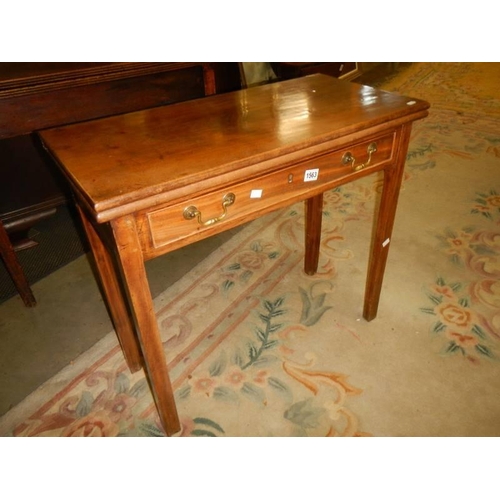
[0,219,36,307]
[77,205,143,373]
[304,193,324,275]
[111,214,181,436]
[363,124,413,321]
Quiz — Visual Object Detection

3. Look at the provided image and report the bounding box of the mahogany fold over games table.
[39,74,429,435]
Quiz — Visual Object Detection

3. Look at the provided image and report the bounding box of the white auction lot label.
[304,168,319,182]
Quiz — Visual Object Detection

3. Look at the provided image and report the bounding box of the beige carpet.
[1,62,499,437]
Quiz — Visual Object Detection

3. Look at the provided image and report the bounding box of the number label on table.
[304,168,319,182]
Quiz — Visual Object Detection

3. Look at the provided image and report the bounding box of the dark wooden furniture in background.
[0,62,242,306]
[271,62,361,82]
[0,216,36,306]
[40,74,429,435]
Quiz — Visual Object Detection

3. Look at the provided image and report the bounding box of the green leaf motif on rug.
[177,385,191,400]
[241,297,285,370]
[209,352,227,377]
[191,417,225,436]
[407,143,433,160]
[75,391,94,418]
[284,398,326,429]
[213,386,239,402]
[299,282,333,327]
[129,379,149,399]
[114,372,130,394]
[138,422,165,437]
[406,143,437,170]
[137,418,225,437]
[266,376,293,404]
[241,382,266,404]
[222,279,235,293]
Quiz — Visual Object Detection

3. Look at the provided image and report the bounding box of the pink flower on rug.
[224,367,247,389]
[472,204,491,214]
[445,331,478,349]
[62,411,119,437]
[104,394,137,423]
[435,302,475,331]
[431,284,457,300]
[189,375,218,397]
[252,370,270,387]
[445,232,472,256]
[486,195,500,207]
[238,251,266,270]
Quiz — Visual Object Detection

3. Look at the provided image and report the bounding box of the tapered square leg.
[363,124,413,321]
[77,205,143,372]
[111,215,181,436]
[304,193,324,275]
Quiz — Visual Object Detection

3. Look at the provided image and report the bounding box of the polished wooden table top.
[40,75,429,222]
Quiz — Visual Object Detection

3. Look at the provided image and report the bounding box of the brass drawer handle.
[341,142,378,171]
[183,193,236,227]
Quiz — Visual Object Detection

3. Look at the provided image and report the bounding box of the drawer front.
[142,132,395,254]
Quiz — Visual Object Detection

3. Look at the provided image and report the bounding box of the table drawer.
[142,132,395,254]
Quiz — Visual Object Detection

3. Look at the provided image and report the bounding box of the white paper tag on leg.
[382,238,390,247]
[304,168,319,182]
[250,189,263,198]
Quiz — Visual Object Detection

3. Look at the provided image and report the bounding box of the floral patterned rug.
[1,62,499,437]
